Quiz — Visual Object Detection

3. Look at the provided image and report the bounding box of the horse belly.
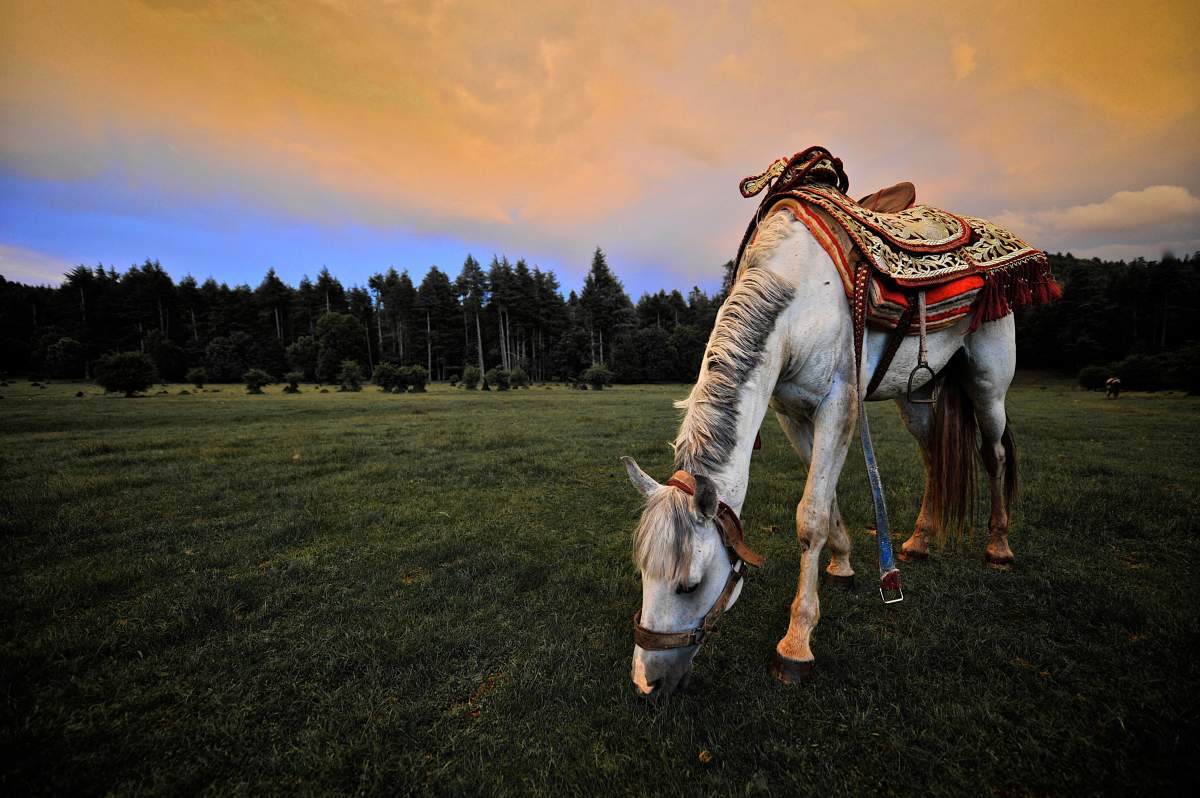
[863,318,969,401]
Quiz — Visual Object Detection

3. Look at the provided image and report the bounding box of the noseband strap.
[633,564,743,650]
[632,470,764,652]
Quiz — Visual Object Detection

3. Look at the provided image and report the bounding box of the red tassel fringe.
[969,256,1061,331]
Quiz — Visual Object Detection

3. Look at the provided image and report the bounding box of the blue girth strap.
[852,260,903,603]
[858,395,903,603]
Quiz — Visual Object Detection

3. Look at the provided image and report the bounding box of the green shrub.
[373,362,407,393]
[95,351,158,397]
[484,367,510,391]
[509,366,529,388]
[1077,365,1109,391]
[204,332,254,382]
[404,365,428,393]
[185,366,208,389]
[285,336,318,381]
[338,360,363,392]
[462,366,481,390]
[283,371,303,393]
[243,368,272,394]
[582,363,613,391]
[45,337,85,378]
[316,313,367,383]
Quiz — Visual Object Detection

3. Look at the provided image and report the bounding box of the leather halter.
[632,471,764,652]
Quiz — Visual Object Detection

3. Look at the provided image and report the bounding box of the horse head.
[622,456,747,701]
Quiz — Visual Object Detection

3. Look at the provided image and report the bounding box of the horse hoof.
[771,652,814,684]
[984,552,1015,571]
[898,549,928,562]
[823,573,855,590]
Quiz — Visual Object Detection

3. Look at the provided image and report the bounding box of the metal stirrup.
[907,290,935,404]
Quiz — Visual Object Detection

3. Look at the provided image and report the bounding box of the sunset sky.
[1,0,1198,296]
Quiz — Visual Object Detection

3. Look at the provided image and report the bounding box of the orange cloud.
[1049,186,1200,234]
[0,0,1197,278]
[997,185,1200,238]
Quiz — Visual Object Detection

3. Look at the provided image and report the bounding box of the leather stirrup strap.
[865,300,918,398]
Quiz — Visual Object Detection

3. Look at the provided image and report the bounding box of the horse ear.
[691,474,719,520]
[622,456,659,497]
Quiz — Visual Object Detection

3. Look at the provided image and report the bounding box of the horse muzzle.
[632,647,694,701]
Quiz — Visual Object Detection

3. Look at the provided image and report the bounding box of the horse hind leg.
[978,406,1017,569]
[964,317,1018,569]
[825,497,855,587]
[894,397,938,560]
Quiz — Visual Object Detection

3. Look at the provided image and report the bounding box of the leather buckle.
[879,569,904,604]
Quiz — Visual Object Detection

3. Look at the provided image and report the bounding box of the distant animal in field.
[1106,376,1122,399]
[622,147,1061,699]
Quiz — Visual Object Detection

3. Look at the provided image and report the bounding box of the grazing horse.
[623,207,1024,700]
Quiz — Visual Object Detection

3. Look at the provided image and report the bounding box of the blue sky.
[0,167,717,297]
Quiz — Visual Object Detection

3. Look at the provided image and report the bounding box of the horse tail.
[927,352,977,541]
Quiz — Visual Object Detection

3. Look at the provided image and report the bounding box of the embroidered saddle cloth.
[775,194,991,332]
[738,146,1062,332]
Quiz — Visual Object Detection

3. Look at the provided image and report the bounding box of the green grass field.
[2,376,1198,795]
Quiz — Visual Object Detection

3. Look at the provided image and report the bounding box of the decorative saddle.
[737,146,1062,335]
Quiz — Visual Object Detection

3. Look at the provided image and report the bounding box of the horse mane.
[633,211,797,584]
[632,486,696,585]
[672,210,796,475]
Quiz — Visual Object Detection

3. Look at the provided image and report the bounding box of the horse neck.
[672,306,790,514]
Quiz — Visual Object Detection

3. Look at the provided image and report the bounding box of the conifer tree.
[579,247,633,365]
[455,254,488,373]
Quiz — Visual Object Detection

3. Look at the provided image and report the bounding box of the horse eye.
[675,582,699,595]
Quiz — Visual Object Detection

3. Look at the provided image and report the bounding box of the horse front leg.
[776,413,855,584]
[772,386,855,683]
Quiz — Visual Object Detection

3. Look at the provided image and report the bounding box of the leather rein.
[632,471,765,651]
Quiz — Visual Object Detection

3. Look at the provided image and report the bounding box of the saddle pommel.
[739,146,850,200]
[739,157,789,198]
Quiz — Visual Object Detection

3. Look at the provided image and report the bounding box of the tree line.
[0,248,1196,391]
[1017,252,1199,392]
[0,248,730,387]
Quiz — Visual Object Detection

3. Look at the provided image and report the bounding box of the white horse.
[623,208,1018,699]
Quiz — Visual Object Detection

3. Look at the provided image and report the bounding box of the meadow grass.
[1,376,1198,796]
